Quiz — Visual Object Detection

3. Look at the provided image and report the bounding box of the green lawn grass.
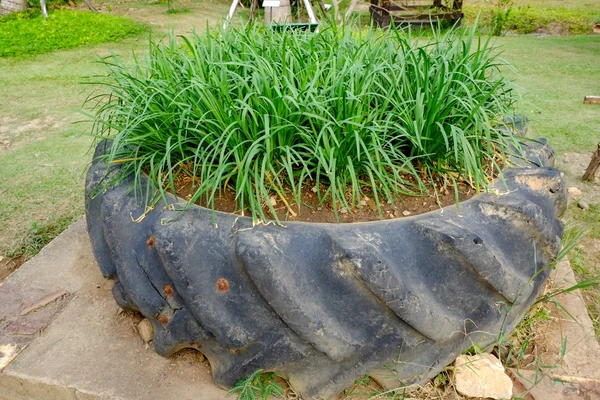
[496,35,600,153]
[0,9,145,57]
[465,0,600,35]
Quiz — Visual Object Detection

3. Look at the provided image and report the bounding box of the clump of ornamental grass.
[86,22,521,223]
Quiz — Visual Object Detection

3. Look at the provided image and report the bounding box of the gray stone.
[578,200,590,210]
[137,319,154,343]
[567,186,583,199]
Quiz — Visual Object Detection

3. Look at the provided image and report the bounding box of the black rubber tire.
[85,135,566,398]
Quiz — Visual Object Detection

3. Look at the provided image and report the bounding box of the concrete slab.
[0,220,228,400]
[539,259,600,379]
[509,259,600,400]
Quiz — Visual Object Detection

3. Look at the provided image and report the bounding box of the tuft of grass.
[465,5,600,35]
[87,22,521,222]
[0,10,145,57]
[4,213,80,260]
[227,369,286,400]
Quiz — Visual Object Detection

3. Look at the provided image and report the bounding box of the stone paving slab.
[510,259,600,399]
[0,219,227,400]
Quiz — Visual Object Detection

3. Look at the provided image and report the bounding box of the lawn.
[464,0,600,34]
[0,9,145,57]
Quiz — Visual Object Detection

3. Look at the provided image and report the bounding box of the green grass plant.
[87,22,522,222]
[465,1,600,35]
[0,9,145,57]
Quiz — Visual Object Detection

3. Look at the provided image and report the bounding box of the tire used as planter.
[85,126,566,398]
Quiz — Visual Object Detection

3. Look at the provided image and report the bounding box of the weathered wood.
[269,0,292,23]
[248,0,259,22]
[0,0,26,15]
[370,0,463,27]
[584,96,600,105]
[83,0,97,11]
[345,0,359,19]
[582,143,600,182]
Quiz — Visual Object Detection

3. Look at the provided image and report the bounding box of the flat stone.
[137,319,154,343]
[0,281,72,371]
[454,353,513,399]
[510,369,600,400]
[567,186,582,199]
[508,259,600,400]
[538,259,600,380]
[0,220,228,400]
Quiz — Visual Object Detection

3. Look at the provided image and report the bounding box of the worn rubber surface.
[85,135,566,398]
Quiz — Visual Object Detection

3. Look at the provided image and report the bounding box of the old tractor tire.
[85,134,566,398]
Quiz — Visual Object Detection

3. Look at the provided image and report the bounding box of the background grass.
[464,0,600,35]
[0,9,145,57]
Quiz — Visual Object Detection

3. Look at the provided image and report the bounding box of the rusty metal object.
[370,0,463,28]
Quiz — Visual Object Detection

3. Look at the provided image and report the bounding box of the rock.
[196,352,206,362]
[578,200,590,210]
[137,319,154,343]
[454,354,513,400]
[402,210,411,216]
[568,186,583,199]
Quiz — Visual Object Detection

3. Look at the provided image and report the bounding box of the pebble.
[137,319,154,343]
[578,200,590,210]
[402,210,411,216]
[454,354,513,399]
[567,186,583,199]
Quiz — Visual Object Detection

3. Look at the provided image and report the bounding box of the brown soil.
[0,256,23,283]
[170,175,477,223]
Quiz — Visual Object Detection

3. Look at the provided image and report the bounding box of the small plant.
[227,369,286,400]
[87,22,521,223]
[487,0,516,36]
[4,214,79,260]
